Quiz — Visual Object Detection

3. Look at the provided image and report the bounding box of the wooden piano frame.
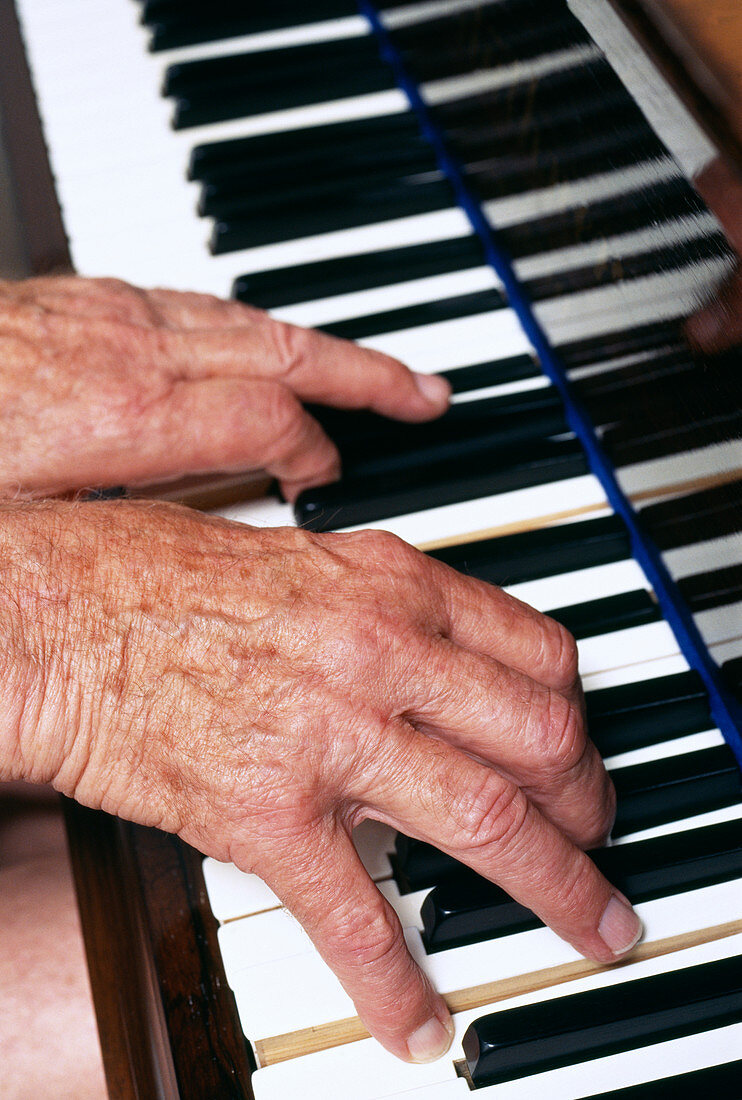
[1,0,740,1096]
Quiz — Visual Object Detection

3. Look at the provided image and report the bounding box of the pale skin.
[2,190,739,1095]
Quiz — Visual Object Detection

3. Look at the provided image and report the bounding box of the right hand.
[1,499,638,1063]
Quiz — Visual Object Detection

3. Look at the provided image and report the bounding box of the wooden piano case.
[1,0,740,1097]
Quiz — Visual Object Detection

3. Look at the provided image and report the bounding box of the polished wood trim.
[0,0,71,273]
[63,801,171,1100]
[64,802,256,1099]
[609,0,742,173]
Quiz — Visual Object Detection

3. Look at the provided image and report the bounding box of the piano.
[1,0,741,1096]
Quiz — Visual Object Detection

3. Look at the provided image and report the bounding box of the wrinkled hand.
[2,500,638,1063]
[0,276,450,500]
[686,157,742,351]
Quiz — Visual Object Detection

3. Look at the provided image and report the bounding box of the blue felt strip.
[360,0,742,760]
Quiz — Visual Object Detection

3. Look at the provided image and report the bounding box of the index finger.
[158,311,452,422]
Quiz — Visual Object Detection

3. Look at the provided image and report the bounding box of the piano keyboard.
[13,0,742,1096]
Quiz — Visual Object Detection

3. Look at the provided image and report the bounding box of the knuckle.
[583,771,617,847]
[269,319,308,379]
[333,894,405,971]
[539,692,586,777]
[262,383,306,451]
[540,616,579,690]
[451,773,529,855]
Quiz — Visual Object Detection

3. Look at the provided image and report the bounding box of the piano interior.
[1,0,741,1096]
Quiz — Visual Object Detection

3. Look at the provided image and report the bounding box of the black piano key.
[499,178,707,264]
[311,235,725,346]
[398,4,590,82]
[319,287,508,341]
[211,177,454,253]
[164,35,379,98]
[232,236,486,309]
[642,480,742,550]
[166,40,394,130]
[394,724,732,895]
[470,125,666,203]
[611,745,742,839]
[421,818,742,951]
[428,514,630,587]
[585,671,712,757]
[462,955,742,1088]
[309,386,565,470]
[439,355,541,394]
[230,178,703,311]
[145,1,357,50]
[294,439,588,532]
[557,319,685,371]
[525,234,729,306]
[581,1060,742,1098]
[189,111,421,184]
[548,590,660,640]
[678,564,742,613]
[723,657,742,702]
[447,92,646,169]
[199,154,442,220]
[430,56,625,132]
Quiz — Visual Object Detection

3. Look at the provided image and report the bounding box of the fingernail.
[414,372,451,409]
[599,895,643,956]
[406,1013,455,1063]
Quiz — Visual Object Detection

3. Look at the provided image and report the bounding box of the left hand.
[0,276,450,501]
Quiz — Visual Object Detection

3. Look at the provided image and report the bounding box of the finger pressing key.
[360,720,642,966]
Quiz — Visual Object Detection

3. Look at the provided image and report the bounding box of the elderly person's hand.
[1,498,636,1064]
[686,158,742,351]
[0,275,450,501]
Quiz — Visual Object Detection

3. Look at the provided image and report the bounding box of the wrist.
[0,502,85,788]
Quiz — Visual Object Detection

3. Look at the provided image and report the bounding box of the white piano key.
[578,620,681,678]
[377,881,427,933]
[537,258,733,345]
[709,636,742,665]
[250,933,742,1100]
[203,860,280,923]
[482,158,680,231]
[358,309,533,372]
[515,210,720,285]
[271,205,718,332]
[581,653,690,692]
[695,600,742,647]
[451,373,549,402]
[614,800,742,845]
[505,558,649,613]
[663,533,742,580]
[421,43,603,106]
[407,880,742,994]
[218,497,295,530]
[619,439,742,501]
[270,264,500,329]
[226,876,742,1041]
[603,727,724,771]
[340,474,608,547]
[218,908,311,975]
[148,16,372,64]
